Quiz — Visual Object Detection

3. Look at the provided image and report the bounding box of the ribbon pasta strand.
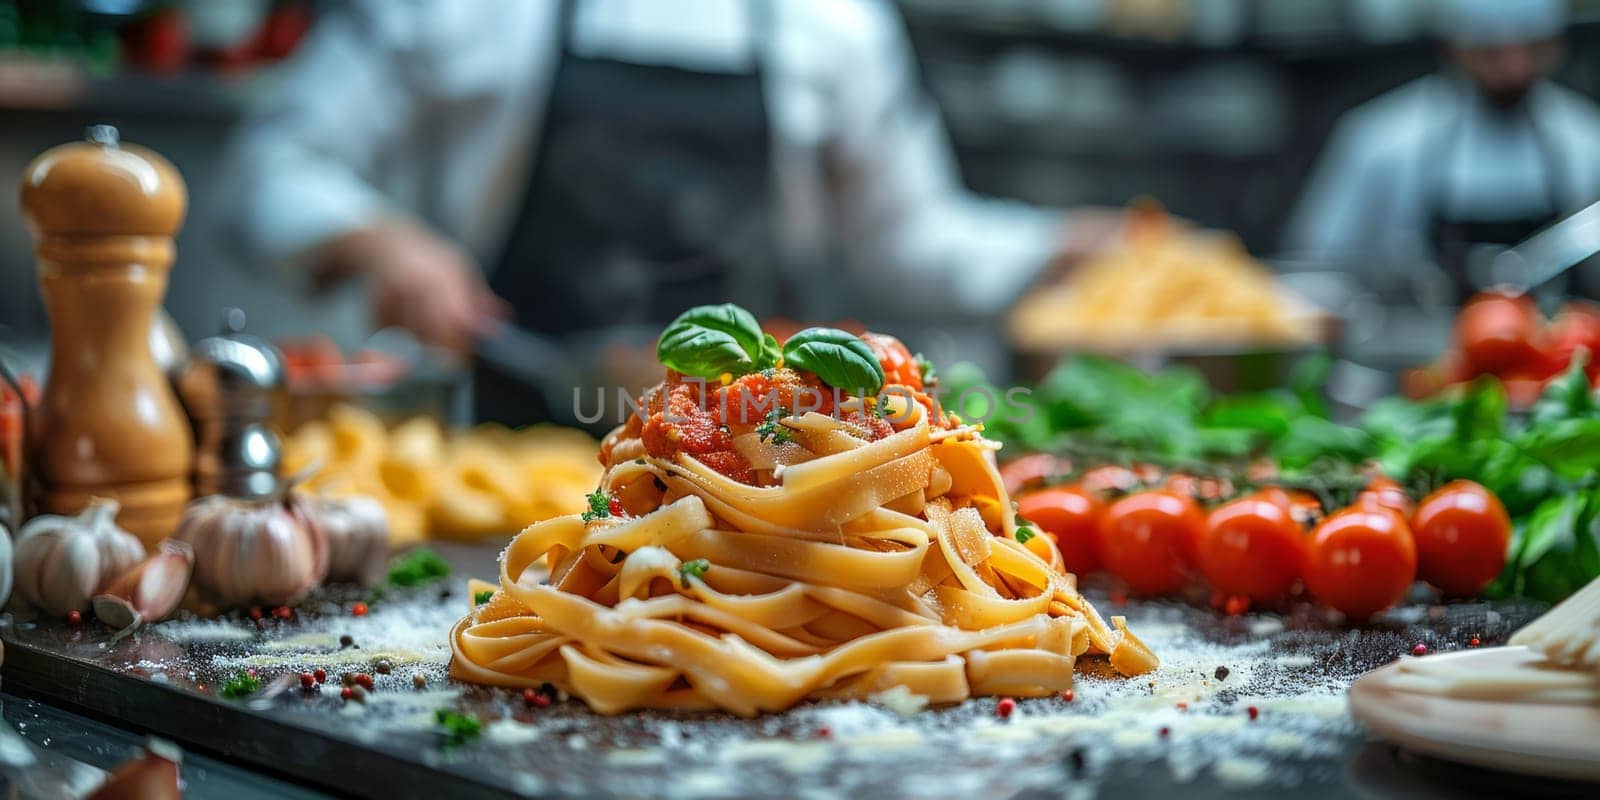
[452,414,1157,716]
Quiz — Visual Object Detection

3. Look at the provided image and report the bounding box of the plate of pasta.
[451,304,1157,716]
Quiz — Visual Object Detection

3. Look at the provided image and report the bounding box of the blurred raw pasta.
[1010,205,1324,351]
[283,404,602,546]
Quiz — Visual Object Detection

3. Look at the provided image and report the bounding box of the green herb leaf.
[1449,377,1507,443]
[582,490,612,522]
[1013,514,1038,544]
[435,709,483,747]
[1517,418,1600,482]
[1514,493,1598,603]
[656,304,778,379]
[221,670,260,699]
[914,353,938,387]
[388,548,451,587]
[781,328,885,395]
[755,409,793,445]
[679,558,710,587]
[1530,350,1595,426]
[474,589,494,605]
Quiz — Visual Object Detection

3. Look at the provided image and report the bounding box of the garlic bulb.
[93,539,194,630]
[175,492,329,607]
[304,494,389,587]
[14,498,147,616]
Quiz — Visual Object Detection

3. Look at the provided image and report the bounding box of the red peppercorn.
[1159,726,1171,738]
[355,673,374,690]
[247,668,258,678]
[1060,689,1075,703]
[1176,702,1188,712]
[313,668,327,683]
[522,688,537,705]
[299,673,315,689]
[1468,637,1481,648]
[530,692,552,708]
[340,687,353,700]
[608,497,624,517]
[996,697,1017,718]
[272,606,292,620]
[248,607,263,621]
[1412,643,1428,657]
[1223,595,1250,616]
[1247,706,1260,721]
[818,725,831,738]
[352,602,368,617]
[65,610,82,626]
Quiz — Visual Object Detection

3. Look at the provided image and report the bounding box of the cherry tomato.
[1165,472,1234,503]
[1410,480,1511,597]
[1018,485,1105,576]
[1099,490,1204,595]
[1544,302,1600,380]
[1361,476,1414,520]
[1455,290,1543,376]
[860,332,922,391]
[1199,492,1308,603]
[1304,498,1417,620]
[1081,464,1142,496]
[1000,453,1066,496]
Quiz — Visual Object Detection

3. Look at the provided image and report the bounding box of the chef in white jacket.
[1284,0,1600,300]
[216,0,1111,422]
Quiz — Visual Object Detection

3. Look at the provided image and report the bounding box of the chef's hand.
[317,220,510,355]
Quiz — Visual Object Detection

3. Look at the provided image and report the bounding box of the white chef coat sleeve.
[1283,116,1386,265]
[216,1,421,284]
[823,1,1062,317]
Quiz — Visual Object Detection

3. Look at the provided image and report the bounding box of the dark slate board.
[0,546,1586,799]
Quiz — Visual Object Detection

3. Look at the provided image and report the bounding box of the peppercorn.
[339,634,354,648]
[1060,689,1075,703]
[355,673,374,691]
[248,607,263,621]
[313,668,327,684]
[352,601,368,617]
[529,692,551,708]
[522,688,538,705]
[272,606,292,620]
[342,672,358,687]
[1412,643,1428,657]
[340,687,353,700]
[1214,666,1230,681]
[1468,637,1481,648]
[350,685,367,702]
[65,610,82,626]
[996,697,1016,719]
[1159,726,1171,738]
[375,659,392,675]
[413,673,427,690]
[299,673,315,689]
[1247,706,1260,721]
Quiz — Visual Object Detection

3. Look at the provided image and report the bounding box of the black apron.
[1425,85,1569,302]
[477,0,777,426]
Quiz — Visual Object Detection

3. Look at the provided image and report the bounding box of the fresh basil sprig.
[782,327,885,395]
[657,304,781,379]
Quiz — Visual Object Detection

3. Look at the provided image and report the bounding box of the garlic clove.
[93,540,194,628]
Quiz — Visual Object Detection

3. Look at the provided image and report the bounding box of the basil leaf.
[657,304,771,379]
[1529,350,1595,426]
[781,328,885,394]
[1517,418,1600,482]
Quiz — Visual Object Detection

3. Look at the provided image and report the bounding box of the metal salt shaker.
[182,309,284,499]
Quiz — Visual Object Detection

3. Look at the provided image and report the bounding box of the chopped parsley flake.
[756,409,792,445]
[221,670,260,699]
[679,558,711,587]
[388,548,451,587]
[435,709,482,747]
[474,589,494,605]
[1013,514,1038,544]
[582,490,613,522]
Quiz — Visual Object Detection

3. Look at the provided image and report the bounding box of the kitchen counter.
[0,543,1591,799]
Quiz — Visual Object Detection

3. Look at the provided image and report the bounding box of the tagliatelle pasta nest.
[450,310,1156,716]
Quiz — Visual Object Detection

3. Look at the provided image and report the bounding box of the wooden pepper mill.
[19,125,194,546]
